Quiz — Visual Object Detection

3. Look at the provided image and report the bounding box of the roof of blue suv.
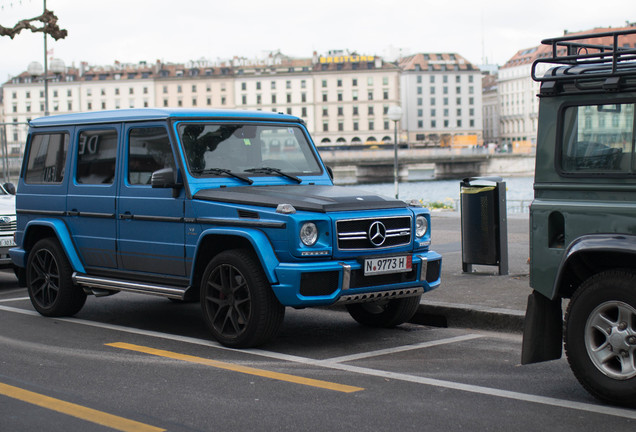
[29,108,302,127]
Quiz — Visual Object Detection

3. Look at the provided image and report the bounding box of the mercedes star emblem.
[368,221,387,246]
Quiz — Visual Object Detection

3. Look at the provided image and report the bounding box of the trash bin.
[460,176,508,275]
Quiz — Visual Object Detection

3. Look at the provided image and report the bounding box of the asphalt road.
[1,270,635,431]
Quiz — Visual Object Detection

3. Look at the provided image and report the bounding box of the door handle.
[120,212,133,220]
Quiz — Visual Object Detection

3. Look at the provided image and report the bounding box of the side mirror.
[326,166,334,180]
[3,182,16,195]
[151,168,182,197]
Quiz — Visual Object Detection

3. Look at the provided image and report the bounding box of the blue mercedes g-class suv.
[11,109,441,347]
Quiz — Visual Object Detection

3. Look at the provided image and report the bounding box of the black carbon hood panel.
[194,185,407,213]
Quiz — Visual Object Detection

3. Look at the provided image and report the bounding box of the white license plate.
[0,238,15,247]
[364,255,412,276]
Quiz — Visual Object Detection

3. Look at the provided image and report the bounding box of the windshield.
[177,123,322,177]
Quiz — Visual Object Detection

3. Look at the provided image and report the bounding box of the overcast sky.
[0,0,633,81]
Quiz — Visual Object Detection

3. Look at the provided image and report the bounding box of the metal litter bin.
[460,176,508,275]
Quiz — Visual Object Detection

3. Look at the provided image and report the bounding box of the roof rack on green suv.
[522,28,636,407]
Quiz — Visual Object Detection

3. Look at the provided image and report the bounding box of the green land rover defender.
[522,29,636,406]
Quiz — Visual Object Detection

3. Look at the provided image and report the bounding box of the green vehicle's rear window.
[560,103,635,175]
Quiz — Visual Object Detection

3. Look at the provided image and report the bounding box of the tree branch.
[0,10,67,40]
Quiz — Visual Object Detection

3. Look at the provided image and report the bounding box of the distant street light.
[387,105,403,199]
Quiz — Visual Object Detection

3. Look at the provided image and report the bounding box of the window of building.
[368,91,373,100]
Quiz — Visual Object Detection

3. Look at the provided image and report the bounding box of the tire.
[26,238,86,317]
[346,295,421,328]
[564,270,636,407]
[200,249,284,348]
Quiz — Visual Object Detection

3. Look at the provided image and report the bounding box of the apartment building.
[498,24,636,152]
[1,50,476,155]
[399,53,482,147]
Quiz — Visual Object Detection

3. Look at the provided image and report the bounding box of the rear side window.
[25,133,69,184]
[76,129,118,184]
[561,103,635,174]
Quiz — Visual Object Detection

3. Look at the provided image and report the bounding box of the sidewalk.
[414,211,530,333]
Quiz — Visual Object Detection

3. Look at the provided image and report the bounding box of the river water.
[348,176,534,213]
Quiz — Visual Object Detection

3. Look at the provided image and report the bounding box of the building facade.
[498,24,636,152]
[399,53,482,147]
[1,50,478,156]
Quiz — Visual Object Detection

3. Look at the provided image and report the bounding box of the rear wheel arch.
[22,221,85,274]
[554,238,636,300]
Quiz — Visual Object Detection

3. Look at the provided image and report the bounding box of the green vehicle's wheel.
[565,270,636,407]
[26,238,86,317]
[200,249,284,348]
[346,295,421,328]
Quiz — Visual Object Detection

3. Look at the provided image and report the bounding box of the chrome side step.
[336,287,424,305]
[72,273,190,300]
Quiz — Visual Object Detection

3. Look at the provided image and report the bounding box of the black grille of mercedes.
[336,216,411,250]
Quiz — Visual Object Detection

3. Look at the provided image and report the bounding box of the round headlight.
[415,215,428,238]
[300,222,318,246]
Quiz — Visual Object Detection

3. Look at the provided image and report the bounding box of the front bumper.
[272,251,442,307]
[0,244,15,268]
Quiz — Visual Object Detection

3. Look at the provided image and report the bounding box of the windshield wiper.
[192,168,253,185]
[245,167,302,183]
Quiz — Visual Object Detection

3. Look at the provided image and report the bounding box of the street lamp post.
[387,105,403,199]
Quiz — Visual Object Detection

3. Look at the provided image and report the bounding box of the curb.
[411,300,525,333]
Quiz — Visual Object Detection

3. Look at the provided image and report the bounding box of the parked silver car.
[0,182,16,270]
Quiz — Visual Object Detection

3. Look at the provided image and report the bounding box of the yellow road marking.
[107,342,364,394]
[0,382,164,432]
